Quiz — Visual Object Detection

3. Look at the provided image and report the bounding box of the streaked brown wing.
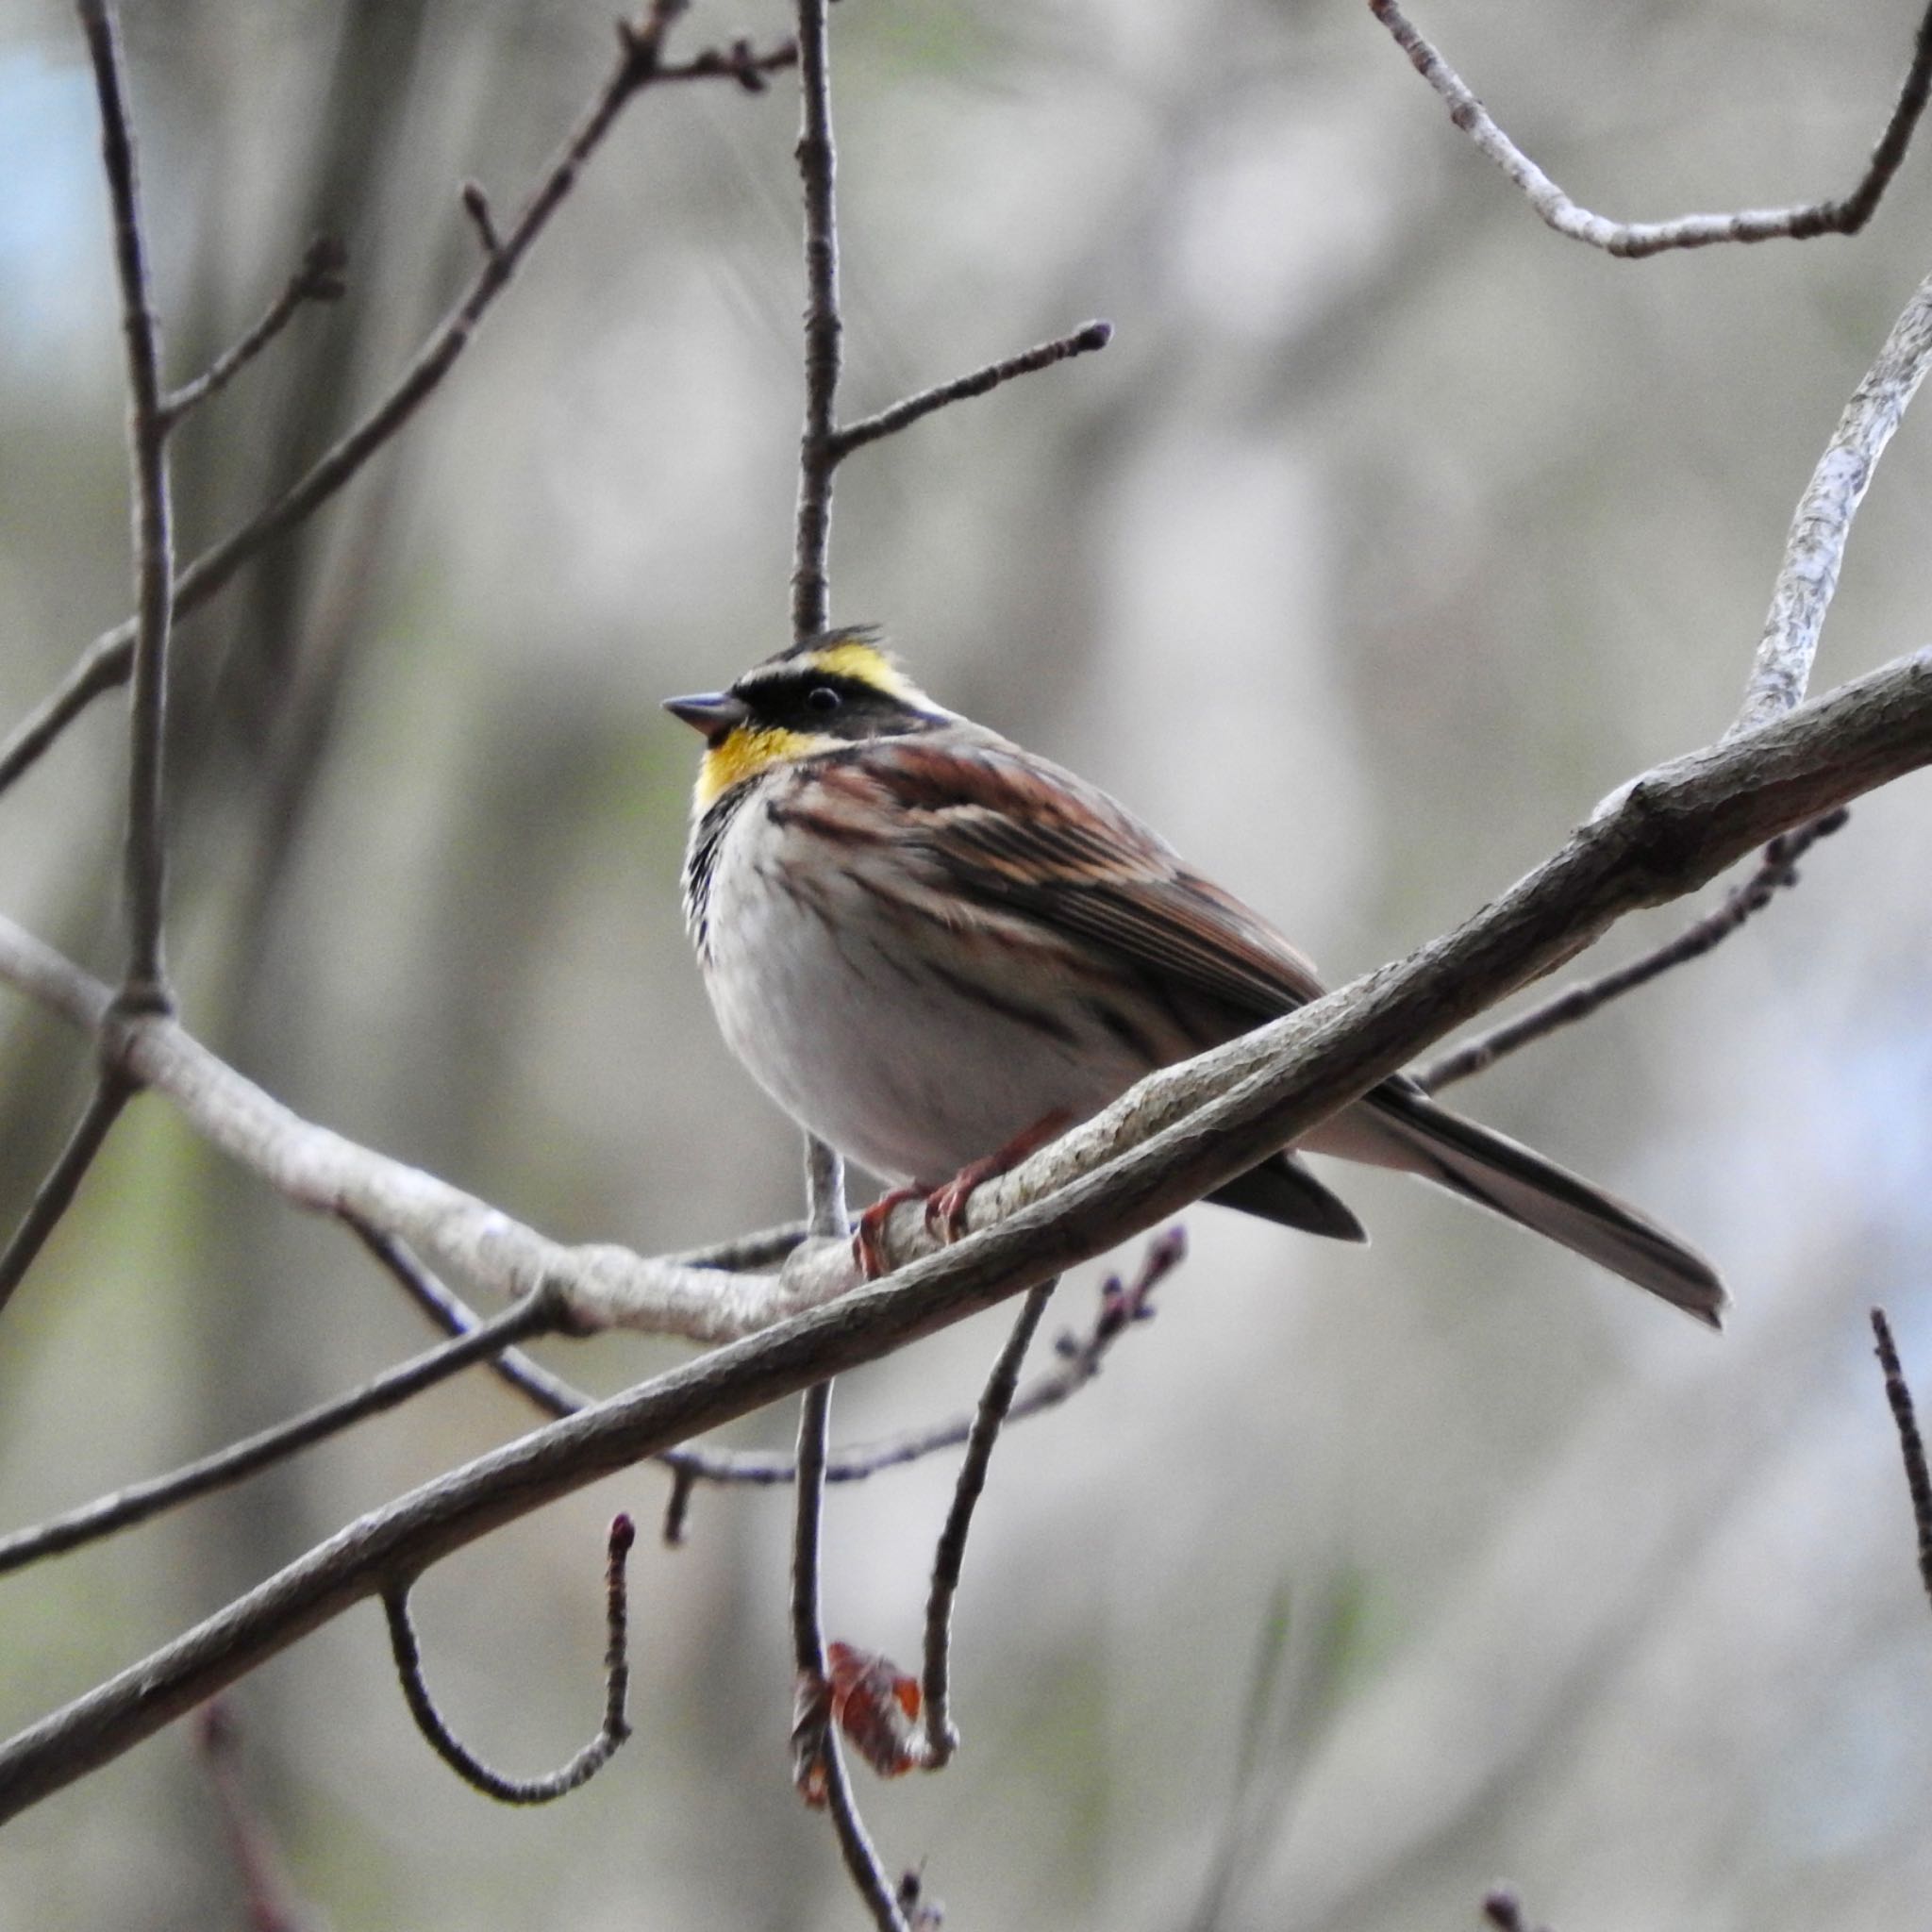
[840,734,1329,1023]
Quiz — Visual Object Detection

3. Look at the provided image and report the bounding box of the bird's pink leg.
[853,1183,935,1280]
[925,1109,1074,1243]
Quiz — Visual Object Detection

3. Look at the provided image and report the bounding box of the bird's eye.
[806,685,841,713]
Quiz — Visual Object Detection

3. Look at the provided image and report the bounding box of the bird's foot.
[924,1109,1074,1243]
[853,1184,935,1280]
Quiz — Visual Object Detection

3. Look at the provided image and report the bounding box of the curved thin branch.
[1371,0,1932,258]
[1871,1308,1932,1614]
[383,1514,636,1804]
[3,644,1927,1822]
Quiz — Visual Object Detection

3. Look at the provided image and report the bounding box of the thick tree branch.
[2,644,1929,1820]
[1371,0,1932,257]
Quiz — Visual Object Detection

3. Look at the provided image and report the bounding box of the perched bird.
[667,630,1726,1326]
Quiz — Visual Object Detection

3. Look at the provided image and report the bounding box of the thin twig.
[1371,0,1932,257]
[790,0,841,639]
[790,1374,907,1929]
[1417,810,1848,1091]
[79,0,175,1011]
[158,233,346,428]
[458,181,502,260]
[791,1381,834,1691]
[661,1464,697,1546]
[0,1291,559,1576]
[828,320,1112,461]
[0,1070,134,1322]
[196,1703,311,1932]
[920,1280,1056,1770]
[0,9,793,801]
[1871,1308,1932,1615]
[383,1514,636,1804]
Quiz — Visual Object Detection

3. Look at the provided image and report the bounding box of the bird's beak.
[663,691,750,742]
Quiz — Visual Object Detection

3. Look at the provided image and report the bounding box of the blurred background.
[3,0,1931,1925]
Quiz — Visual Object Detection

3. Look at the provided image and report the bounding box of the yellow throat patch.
[695,724,826,807]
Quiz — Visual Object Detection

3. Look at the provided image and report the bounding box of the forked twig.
[383,1514,636,1803]
[0,4,793,800]
[1372,0,1932,258]
[158,233,346,428]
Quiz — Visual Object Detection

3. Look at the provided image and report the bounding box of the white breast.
[698,786,1151,1185]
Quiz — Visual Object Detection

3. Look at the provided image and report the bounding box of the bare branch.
[920,1279,1056,1771]
[0,916,839,1343]
[828,320,1113,462]
[1417,809,1848,1091]
[6,648,1928,1820]
[0,1291,558,1577]
[1871,1308,1932,1615]
[789,1379,908,1930]
[0,8,794,800]
[1733,268,1932,733]
[79,0,175,1009]
[790,0,841,640]
[158,233,347,428]
[1371,0,1932,258]
[383,1514,636,1804]
[0,1070,134,1322]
